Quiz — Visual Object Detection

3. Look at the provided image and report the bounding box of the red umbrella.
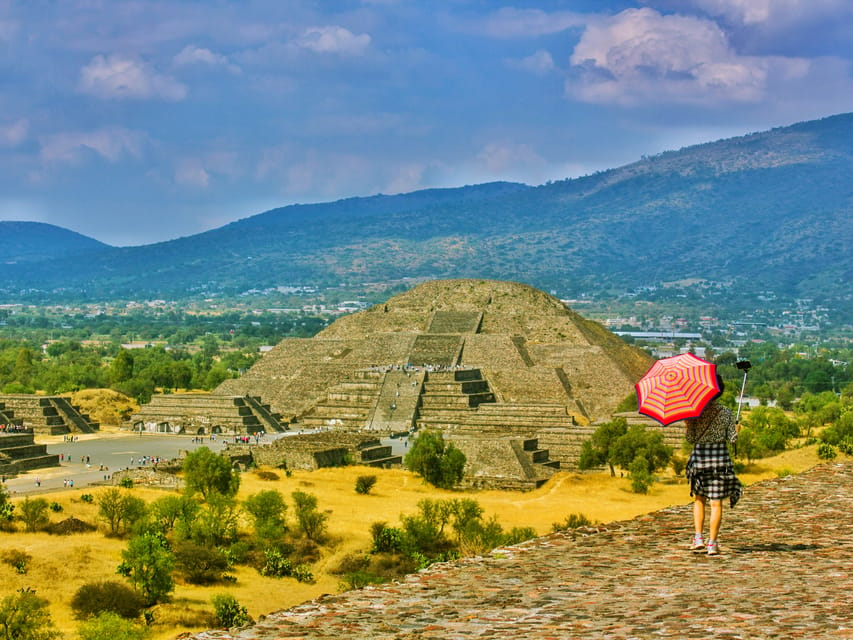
[635,353,721,425]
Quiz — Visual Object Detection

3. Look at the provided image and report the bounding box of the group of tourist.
[0,423,28,432]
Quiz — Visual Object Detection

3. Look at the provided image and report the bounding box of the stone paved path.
[190,462,852,639]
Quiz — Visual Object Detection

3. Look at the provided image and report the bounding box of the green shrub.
[339,570,385,590]
[173,542,230,585]
[551,513,595,532]
[259,548,292,578]
[77,611,148,640]
[370,522,403,554]
[629,455,654,494]
[48,502,62,513]
[355,475,377,495]
[119,477,134,489]
[292,564,314,583]
[81,494,94,504]
[1,549,31,574]
[211,593,250,629]
[254,470,279,481]
[817,443,837,460]
[70,580,147,620]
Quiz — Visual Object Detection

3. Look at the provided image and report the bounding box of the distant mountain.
[0,114,850,309]
[0,221,111,264]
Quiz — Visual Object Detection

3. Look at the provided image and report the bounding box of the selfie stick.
[736,367,749,423]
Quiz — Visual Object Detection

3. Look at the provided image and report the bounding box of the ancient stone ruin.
[134,279,680,487]
[0,394,99,435]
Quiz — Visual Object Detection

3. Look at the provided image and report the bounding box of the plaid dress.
[685,401,743,507]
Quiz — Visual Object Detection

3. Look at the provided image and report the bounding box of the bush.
[259,548,292,578]
[18,497,50,533]
[629,455,654,494]
[370,522,403,554]
[817,443,837,460]
[292,564,315,583]
[81,494,94,503]
[404,431,466,489]
[551,513,595,533]
[1,549,31,574]
[291,491,327,542]
[119,477,134,489]
[48,502,62,513]
[211,593,250,629]
[355,475,377,495]
[0,588,60,640]
[253,470,279,481]
[71,580,146,620]
[174,542,230,585]
[77,611,148,640]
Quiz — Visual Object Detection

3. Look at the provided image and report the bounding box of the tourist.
[684,381,742,556]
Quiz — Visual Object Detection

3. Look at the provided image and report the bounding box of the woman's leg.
[693,495,706,535]
[709,499,723,540]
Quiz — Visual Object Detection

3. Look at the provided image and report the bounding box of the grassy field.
[1,443,834,639]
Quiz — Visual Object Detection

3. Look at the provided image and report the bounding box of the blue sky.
[2,1,852,246]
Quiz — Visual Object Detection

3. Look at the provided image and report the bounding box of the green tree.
[404,431,466,489]
[17,498,50,533]
[610,425,673,475]
[13,348,34,386]
[578,418,628,476]
[0,588,60,640]
[243,490,288,540]
[182,447,240,500]
[291,491,328,542]
[98,488,147,537]
[119,532,174,606]
[77,611,148,640]
[110,349,135,385]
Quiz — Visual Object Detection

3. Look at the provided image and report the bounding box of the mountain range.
[1,113,851,309]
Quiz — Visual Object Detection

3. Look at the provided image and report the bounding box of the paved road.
[4,432,254,495]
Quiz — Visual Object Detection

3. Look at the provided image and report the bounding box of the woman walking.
[684,383,742,556]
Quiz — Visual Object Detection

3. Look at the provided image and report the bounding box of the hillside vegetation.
[0,114,850,310]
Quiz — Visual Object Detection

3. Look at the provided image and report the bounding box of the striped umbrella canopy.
[635,353,721,425]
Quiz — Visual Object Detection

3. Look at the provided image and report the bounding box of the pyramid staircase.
[0,395,99,435]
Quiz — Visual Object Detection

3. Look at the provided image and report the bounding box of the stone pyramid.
[217,279,652,428]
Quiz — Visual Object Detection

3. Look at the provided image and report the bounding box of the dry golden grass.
[68,389,138,427]
[3,444,836,640]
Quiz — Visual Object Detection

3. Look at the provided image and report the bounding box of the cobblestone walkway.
[190,462,852,640]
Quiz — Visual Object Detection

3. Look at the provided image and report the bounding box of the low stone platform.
[189,461,852,639]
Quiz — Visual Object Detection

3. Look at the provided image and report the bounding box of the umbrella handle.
[736,370,748,423]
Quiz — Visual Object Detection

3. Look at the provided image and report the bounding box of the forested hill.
[1,113,851,307]
[1,221,111,263]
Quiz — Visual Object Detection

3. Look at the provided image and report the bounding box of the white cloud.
[476,142,543,175]
[670,0,847,26]
[0,119,28,147]
[383,164,427,195]
[509,50,556,75]
[175,160,210,188]
[79,54,187,100]
[39,127,145,165]
[479,8,586,38]
[173,45,241,74]
[296,26,371,55]
[567,8,785,105]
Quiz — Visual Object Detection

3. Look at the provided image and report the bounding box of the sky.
[1,1,852,247]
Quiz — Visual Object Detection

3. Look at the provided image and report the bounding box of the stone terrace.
[189,461,852,640]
